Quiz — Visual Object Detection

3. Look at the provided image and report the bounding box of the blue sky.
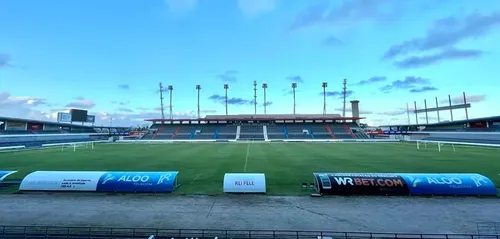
[1,0,499,127]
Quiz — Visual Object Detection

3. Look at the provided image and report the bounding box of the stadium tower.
[224,84,229,115]
[291,82,297,114]
[168,85,173,120]
[262,83,268,114]
[322,82,327,115]
[253,80,257,115]
[196,85,201,119]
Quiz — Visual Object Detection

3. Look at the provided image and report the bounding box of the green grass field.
[1,142,499,195]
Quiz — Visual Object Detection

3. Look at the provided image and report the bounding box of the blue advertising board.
[313,172,497,196]
[0,171,17,182]
[96,171,179,192]
[399,173,497,196]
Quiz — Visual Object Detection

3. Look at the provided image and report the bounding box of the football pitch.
[1,142,499,195]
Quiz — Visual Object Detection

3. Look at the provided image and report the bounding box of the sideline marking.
[244,143,250,172]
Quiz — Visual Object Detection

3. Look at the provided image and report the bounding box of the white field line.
[244,143,250,172]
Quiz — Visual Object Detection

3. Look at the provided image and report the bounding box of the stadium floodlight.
[196,85,201,119]
[253,80,257,116]
[292,83,297,114]
[159,82,165,120]
[224,84,229,115]
[322,82,328,115]
[168,85,173,120]
[262,83,268,115]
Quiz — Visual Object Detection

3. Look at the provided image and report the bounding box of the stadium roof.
[0,116,128,129]
[145,114,364,122]
[380,115,500,127]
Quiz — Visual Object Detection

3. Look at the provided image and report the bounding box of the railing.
[1,226,499,239]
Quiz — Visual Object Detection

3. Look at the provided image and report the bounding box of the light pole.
[196,85,201,119]
[292,82,297,114]
[262,83,268,114]
[159,82,165,120]
[322,82,327,115]
[168,85,173,120]
[224,84,229,115]
[253,80,257,116]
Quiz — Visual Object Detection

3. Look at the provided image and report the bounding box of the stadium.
[1,90,500,239]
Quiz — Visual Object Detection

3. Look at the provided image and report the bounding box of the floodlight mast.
[224,84,229,115]
[168,85,173,120]
[342,79,347,118]
[262,83,268,114]
[196,85,201,119]
[253,80,257,116]
[322,82,328,115]
[159,82,165,121]
[292,83,297,114]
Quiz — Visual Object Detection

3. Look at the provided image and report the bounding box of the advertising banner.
[86,115,96,123]
[19,171,104,191]
[19,171,180,193]
[57,113,72,122]
[0,171,17,182]
[313,172,497,196]
[399,173,497,196]
[96,171,179,192]
[313,173,409,195]
[223,173,266,193]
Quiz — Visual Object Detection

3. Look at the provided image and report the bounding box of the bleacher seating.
[174,125,197,139]
[266,124,285,139]
[0,130,33,135]
[194,124,218,139]
[154,125,179,139]
[239,125,264,140]
[355,132,369,139]
[141,132,154,139]
[0,134,101,148]
[141,122,372,140]
[330,124,353,139]
[216,125,237,140]
[286,124,313,139]
[307,124,333,139]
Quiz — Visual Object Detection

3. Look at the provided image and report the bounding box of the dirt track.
[0,194,499,234]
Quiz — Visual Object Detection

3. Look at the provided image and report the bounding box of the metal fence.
[1,226,500,239]
[478,222,500,236]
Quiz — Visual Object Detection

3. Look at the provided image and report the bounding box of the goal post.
[416,140,456,152]
[60,142,95,152]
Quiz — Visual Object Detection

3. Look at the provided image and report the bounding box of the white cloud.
[0,92,47,106]
[237,0,278,17]
[65,98,95,109]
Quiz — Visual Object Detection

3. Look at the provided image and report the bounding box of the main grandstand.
[0,116,130,149]
[143,113,369,141]
[380,115,500,145]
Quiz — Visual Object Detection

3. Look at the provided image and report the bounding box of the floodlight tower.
[342,79,347,118]
[168,85,173,120]
[262,83,268,114]
[253,80,257,115]
[292,82,297,114]
[224,84,229,115]
[159,82,165,120]
[196,85,201,119]
[322,82,328,115]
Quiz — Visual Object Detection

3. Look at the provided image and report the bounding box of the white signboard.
[223,173,266,193]
[57,112,72,122]
[19,171,105,191]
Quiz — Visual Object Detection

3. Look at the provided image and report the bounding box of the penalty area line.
[244,143,250,172]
